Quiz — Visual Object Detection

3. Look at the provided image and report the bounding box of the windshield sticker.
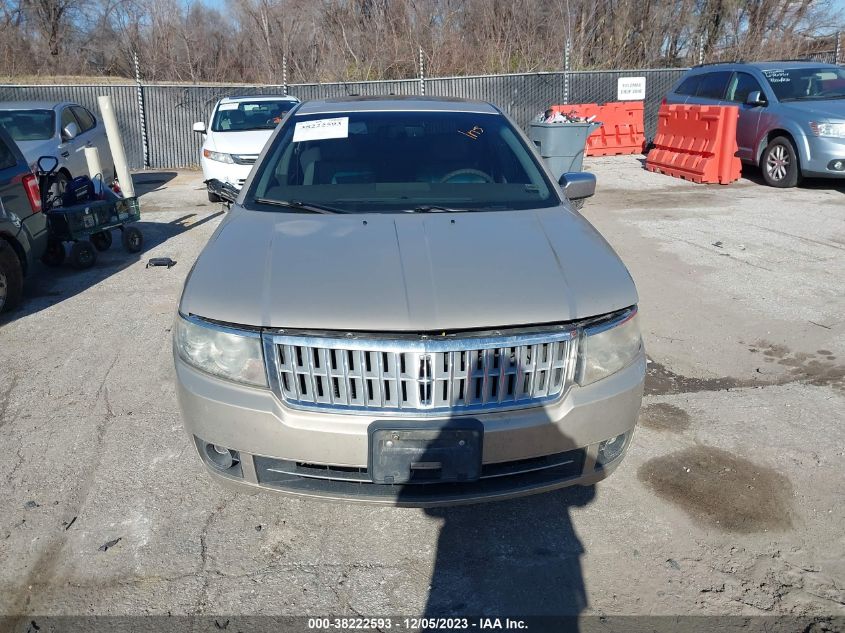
[458,125,484,140]
[762,69,790,83]
[218,102,239,111]
[293,117,349,142]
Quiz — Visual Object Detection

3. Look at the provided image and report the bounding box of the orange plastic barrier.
[645,104,742,185]
[551,102,645,156]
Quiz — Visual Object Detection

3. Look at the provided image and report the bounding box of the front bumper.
[799,134,845,178]
[199,155,254,189]
[175,353,645,506]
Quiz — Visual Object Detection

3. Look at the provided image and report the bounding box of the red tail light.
[22,173,42,213]
[661,97,667,105]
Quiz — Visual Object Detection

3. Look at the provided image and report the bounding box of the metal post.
[133,51,149,169]
[698,36,705,65]
[836,31,842,65]
[282,53,288,96]
[563,39,570,105]
[419,46,425,96]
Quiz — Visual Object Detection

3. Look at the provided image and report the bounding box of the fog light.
[205,443,240,471]
[828,159,845,171]
[597,432,628,467]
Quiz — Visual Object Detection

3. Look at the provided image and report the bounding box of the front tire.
[0,242,23,313]
[761,136,800,188]
[208,191,222,203]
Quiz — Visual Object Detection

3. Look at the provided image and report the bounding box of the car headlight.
[203,149,234,163]
[577,310,643,386]
[810,122,845,138]
[174,314,267,386]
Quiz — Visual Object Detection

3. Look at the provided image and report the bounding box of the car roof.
[220,95,300,103]
[0,100,74,110]
[295,95,500,115]
[747,60,839,70]
[689,60,839,72]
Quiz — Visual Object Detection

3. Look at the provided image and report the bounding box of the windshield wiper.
[405,205,476,213]
[253,198,347,214]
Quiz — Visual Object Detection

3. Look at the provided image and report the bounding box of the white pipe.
[84,146,105,195]
[84,146,102,179]
[97,95,135,198]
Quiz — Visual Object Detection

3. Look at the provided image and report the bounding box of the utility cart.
[37,156,144,270]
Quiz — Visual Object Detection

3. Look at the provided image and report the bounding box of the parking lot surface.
[1,160,843,621]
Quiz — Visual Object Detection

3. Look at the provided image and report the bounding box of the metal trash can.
[529,121,602,176]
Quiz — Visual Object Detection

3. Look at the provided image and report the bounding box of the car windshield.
[0,109,55,141]
[762,67,845,102]
[248,110,559,213]
[211,100,297,132]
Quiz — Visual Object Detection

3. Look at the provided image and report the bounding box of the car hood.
[15,139,58,167]
[180,206,638,331]
[780,99,845,120]
[207,130,274,155]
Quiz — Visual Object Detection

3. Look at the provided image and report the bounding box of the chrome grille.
[264,330,577,415]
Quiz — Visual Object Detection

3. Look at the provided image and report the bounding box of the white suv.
[193,95,300,202]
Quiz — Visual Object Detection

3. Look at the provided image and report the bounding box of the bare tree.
[0,0,841,82]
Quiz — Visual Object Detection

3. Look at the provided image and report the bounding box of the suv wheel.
[761,136,800,188]
[0,242,23,313]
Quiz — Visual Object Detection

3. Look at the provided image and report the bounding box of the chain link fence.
[0,68,717,169]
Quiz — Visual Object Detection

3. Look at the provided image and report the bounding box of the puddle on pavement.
[645,359,756,395]
[639,402,691,432]
[598,188,726,211]
[751,341,843,391]
[647,340,845,395]
[638,446,794,533]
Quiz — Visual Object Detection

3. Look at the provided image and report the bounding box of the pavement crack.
[95,355,120,420]
[0,373,18,429]
[195,495,234,613]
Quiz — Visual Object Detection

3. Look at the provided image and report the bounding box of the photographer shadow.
[423,484,594,618]
[391,418,597,624]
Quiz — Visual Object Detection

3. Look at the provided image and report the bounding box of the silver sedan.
[0,100,115,188]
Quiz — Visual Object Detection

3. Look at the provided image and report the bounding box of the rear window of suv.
[675,75,702,96]
[696,71,732,100]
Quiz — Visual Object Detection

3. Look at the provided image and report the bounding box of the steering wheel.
[265,117,283,126]
[439,168,493,184]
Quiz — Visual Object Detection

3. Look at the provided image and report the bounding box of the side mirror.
[193,121,207,134]
[745,91,766,106]
[559,172,596,202]
[61,121,80,141]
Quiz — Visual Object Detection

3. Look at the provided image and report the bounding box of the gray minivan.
[664,61,845,187]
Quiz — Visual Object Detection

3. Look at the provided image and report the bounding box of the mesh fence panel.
[0,69,691,168]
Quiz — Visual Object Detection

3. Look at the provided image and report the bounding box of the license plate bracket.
[368,420,483,485]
